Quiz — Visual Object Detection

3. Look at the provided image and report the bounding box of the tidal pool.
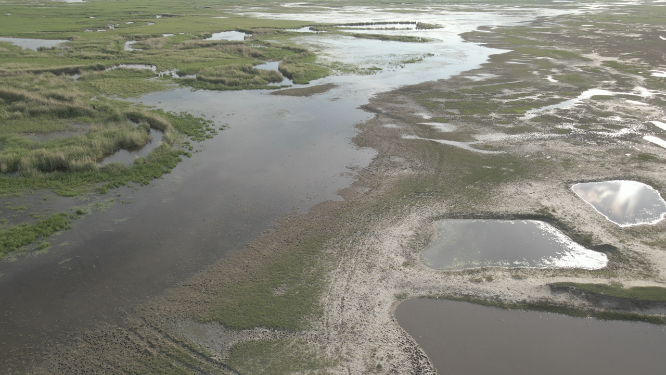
[254,61,292,85]
[402,135,501,154]
[205,31,246,41]
[572,180,666,226]
[420,219,607,270]
[99,129,163,166]
[395,298,666,374]
[419,122,456,132]
[645,135,666,149]
[0,37,67,51]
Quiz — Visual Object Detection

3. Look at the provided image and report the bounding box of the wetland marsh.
[2,0,666,373]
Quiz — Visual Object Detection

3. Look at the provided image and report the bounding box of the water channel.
[396,298,666,374]
[0,5,593,369]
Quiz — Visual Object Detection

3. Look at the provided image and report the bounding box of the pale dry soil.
[29,8,666,374]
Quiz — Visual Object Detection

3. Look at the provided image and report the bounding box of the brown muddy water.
[396,298,666,374]
[0,5,575,369]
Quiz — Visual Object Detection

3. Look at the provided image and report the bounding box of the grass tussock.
[278,52,330,84]
[228,339,334,375]
[204,236,328,331]
[0,212,69,260]
[551,282,666,302]
[349,33,431,43]
[192,63,283,89]
[434,295,666,325]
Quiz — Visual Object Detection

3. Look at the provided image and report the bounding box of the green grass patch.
[228,339,333,375]
[637,153,658,161]
[434,295,666,325]
[278,51,330,84]
[602,60,647,76]
[187,63,283,90]
[552,128,571,134]
[348,33,430,43]
[204,235,329,331]
[0,212,68,260]
[77,68,172,98]
[551,282,666,302]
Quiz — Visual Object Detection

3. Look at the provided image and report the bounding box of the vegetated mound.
[271,83,336,96]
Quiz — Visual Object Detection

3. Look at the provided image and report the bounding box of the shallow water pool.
[572,180,666,226]
[0,37,67,51]
[396,298,666,374]
[420,219,607,270]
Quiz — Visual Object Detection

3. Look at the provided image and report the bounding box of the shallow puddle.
[645,135,666,149]
[100,129,163,166]
[420,219,607,270]
[287,27,320,33]
[402,135,501,154]
[0,37,67,51]
[205,31,246,41]
[418,122,456,132]
[254,61,292,85]
[395,298,666,374]
[105,64,191,79]
[523,88,617,118]
[123,41,138,51]
[572,180,666,226]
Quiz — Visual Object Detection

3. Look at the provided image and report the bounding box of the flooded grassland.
[4,0,666,373]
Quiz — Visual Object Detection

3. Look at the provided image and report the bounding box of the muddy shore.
[27,5,666,373]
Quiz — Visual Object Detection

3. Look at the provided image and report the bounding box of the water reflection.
[420,219,607,270]
[99,129,163,166]
[123,41,139,51]
[418,122,456,132]
[0,37,67,51]
[205,31,246,41]
[402,135,501,154]
[254,61,292,85]
[395,299,666,374]
[572,180,666,226]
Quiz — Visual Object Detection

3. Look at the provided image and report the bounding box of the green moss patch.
[551,282,666,302]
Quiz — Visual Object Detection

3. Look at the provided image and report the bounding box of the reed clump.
[278,52,330,84]
[0,212,69,260]
[194,64,283,88]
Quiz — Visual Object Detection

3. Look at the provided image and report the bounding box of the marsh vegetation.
[4,0,666,373]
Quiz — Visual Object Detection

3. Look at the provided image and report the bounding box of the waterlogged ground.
[2,0,666,373]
